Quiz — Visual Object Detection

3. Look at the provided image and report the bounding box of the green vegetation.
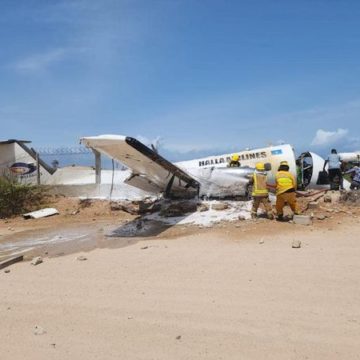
[0,177,47,218]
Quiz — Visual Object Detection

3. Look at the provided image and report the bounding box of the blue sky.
[1,0,360,162]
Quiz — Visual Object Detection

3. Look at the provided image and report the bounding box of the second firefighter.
[249,162,274,220]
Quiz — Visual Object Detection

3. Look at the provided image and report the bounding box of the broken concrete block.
[292,240,301,248]
[30,257,43,266]
[316,214,327,220]
[293,215,312,226]
[211,202,229,211]
[308,201,318,209]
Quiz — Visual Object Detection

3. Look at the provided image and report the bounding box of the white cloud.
[311,128,349,146]
[12,48,67,73]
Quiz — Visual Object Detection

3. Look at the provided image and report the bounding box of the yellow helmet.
[255,162,265,171]
[280,161,289,166]
[231,154,240,162]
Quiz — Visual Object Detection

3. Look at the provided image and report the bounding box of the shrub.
[0,177,47,218]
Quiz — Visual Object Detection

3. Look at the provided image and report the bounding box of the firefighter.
[275,161,300,221]
[249,162,274,220]
[228,154,240,167]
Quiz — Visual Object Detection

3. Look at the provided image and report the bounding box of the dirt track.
[1,196,360,359]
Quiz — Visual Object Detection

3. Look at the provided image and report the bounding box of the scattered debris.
[109,218,167,237]
[293,215,312,226]
[259,239,264,244]
[340,190,360,204]
[33,325,46,336]
[78,198,92,208]
[23,208,59,219]
[71,209,80,215]
[320,206,334,213]
[0,255,24,270]
[292,240,301,248]
[4,269,10,273]
[316,214,327,220]
[110,198,160,215]
[211,202,229,211]
[308,201,318,209]
[76,255,87,261]
[197,203,209,212]
[238,214,246,221]
[31,256,43,266]
[160,201,197,217]
[176,335,182,340]
[324,191,341,204]
[141,246,149,250]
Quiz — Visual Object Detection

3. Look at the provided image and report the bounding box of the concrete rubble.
[33,325,46,336]
[308,201,319,209]
[30,256,43,266]
[197,203,209,212]
[292,240,301,248]
[340,190,360,204]
[211,202,229,211]
[324,191,341,204]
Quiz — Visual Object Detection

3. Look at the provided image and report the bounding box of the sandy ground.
[1,196,360,359]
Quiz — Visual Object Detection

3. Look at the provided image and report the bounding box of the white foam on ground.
[146,200,253,227]
[0,233,88,258]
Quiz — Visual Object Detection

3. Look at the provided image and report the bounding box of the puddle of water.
[0,219,170,261]
[107,219,170,238]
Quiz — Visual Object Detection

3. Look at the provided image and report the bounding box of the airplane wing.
[80,135,200,198]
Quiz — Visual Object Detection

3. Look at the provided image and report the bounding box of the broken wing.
[80,135,199,197]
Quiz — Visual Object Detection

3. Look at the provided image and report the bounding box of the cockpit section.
[297,152,329,190]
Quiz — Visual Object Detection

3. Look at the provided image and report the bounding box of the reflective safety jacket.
[276,171,296,195]
[252,171,269,197]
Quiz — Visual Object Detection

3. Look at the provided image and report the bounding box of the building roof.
[0,139,31,144]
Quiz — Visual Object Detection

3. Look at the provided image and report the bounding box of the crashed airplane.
[80,135,360,198]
